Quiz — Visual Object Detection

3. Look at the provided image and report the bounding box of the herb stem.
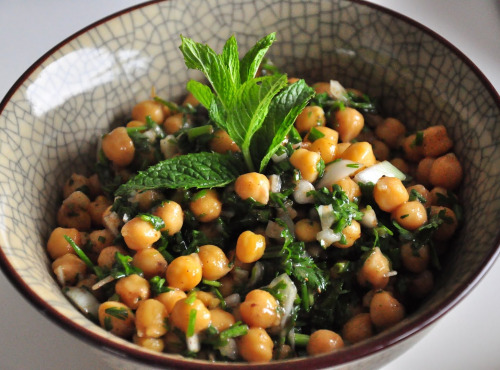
[187,125,214,141]
[294,333,310,347]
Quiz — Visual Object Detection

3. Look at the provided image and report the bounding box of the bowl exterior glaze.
[0,0,499,369]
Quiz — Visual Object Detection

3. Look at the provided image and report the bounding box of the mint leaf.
[251,79,315,172]
[239,33,276,83]
[221,35,240,87]
[115,152,242,196]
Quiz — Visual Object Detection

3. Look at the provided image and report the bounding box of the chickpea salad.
[47,33,463,363]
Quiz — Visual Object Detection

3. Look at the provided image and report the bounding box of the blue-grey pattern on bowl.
[0,0,499,368]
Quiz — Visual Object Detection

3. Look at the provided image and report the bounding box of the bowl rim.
[0,0,499,368]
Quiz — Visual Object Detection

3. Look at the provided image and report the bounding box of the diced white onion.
[360,206,378,228]
[272,152,287,163]
[64,286,100,319]
[316,229,342,248]
[353,160,406,184]
[316,205,335,230]
[186,334,201,353]
[160,135,179,159]
[268,274,297,330]
[329,80,348,101]
[265,220,285,240]
[248,262,265,287]
[219,338,238,360]
[224,293,241,308]
[293,180,315,204]
[143,129,157,142]
[269,174,282,193]
[316,159,361,190]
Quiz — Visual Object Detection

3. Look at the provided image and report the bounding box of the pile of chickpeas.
[46,78,462,363]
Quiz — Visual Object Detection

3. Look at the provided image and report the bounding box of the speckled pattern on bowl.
[0,0,499,369]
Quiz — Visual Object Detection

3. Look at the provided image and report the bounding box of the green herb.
[294,332,310,347]
[186,124,213,141]
[308,127,325,142]
[138,213,166,230]
[150,276,171,295]
[346,163,360,168]
[409,189,427,203]
[154,96,195,114]
[186,309,197,337]
[64,235,104,280]
[202,279,222,287]
[115,152,242,196]
[412,131,424,147]
[104,316,113,331]
[104,306,129,320]
[219,321,248,342]
[400,214,409,219]
[110,252,142,279]
[185,291,197,305]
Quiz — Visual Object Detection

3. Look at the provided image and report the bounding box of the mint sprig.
[115,152,242,196]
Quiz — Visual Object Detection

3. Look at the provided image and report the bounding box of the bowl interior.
[0,0,499,368]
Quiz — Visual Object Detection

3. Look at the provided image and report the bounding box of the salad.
[46,33,462,362]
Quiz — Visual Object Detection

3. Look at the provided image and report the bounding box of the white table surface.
[0,1,499,369]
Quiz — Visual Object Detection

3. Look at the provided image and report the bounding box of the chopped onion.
[329,80,348,101]
[248,262,264,287]
[316,204,335,230]
[265,220,285,240]
[360,206,378,228]
[354,160,406,184]
[143,129,157,142]
[316,229,342,248]
[186,334,200,353]
[269,174,282,193]
[268,274,297,330]
[160,134,178,159]
[219,338,238,360]
[224,293,241,308]
[316,159,361,190]
[272,152,287,163]
[293,180,315,204]
[64,286,100,319]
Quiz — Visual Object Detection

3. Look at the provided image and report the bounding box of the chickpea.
[152,200,184,235]
[166,254,202,291]
[305,126,339,144]
[428,153,463,190]
[430,206,458,241]
[121,216,162,251]
[373,177,409,212]
[335,177,362,202]
[63,173,89,199]
[375,117,406,148]
[370,290,405,329]
[312,82,332,96]
[400,243,430,273]
[309,137,337,164]
[236,230,266,263]
[422,125,453,157]
[340,141,376,167]
[195,290,220,309]
[238,327,274,363]
[163,113,186,134]
[133,335,164,352]
[357,247,391,289]
[295,106,326,134]
[101,127,135,167]
[290,148,322,183]
[406,184,431,205]
[132,248,168,279]
[210,129,240,153]
[97,246,127,269]
[87,173,103,198]
[342,313,373,344]
[409,270,434,299]
[170,297,211,334]
[132,100,165,123]
[391,201,428,230]
[189,189,222,222]
[87,229,114,258]
[390,158,410,175]
[402,133,424,162]
[156,289,187,313]
[126,120,146,128]
[240,289,280,329]
[88,195,112,227]
[98,301,135,338]
[335,142,351,158]
[333,220,361,248]
[307,329,344,356]
[47,227,80,260]
[210,308,236,332]
[372,139,390,161]
[416,157,435,186]
[135,299,168,338]
[52,253,87,286]
[234,172,270,205]
[115,274,151,310]
[333,107,364,143]
[295,219,321,243]
[183,92,200,107]
[57,192,92,231]
[198,244,231,281]
[429,186,449,206]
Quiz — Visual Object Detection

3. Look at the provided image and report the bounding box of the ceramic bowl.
[0,0,499,368]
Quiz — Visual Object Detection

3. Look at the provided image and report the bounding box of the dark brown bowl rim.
[1,0,499,368]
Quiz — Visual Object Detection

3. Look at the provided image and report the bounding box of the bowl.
[0,0,499,368]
